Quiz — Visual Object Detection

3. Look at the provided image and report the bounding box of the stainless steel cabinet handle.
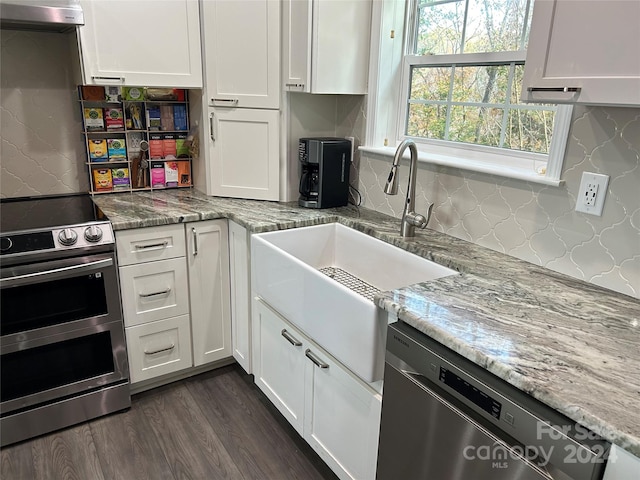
[281,329,302,347]
[212,98,239,104]
[91,76,125,84]
[139,287,171,298]
[144,344,175,355]
[192,227,198,256]
[285,83,305,88]
[135,241,168,251]
[209,112,215,141]
[527,87,581,93]
[305,349,329,369]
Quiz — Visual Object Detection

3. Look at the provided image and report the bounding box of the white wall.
[1,30,87,198]
[357,105,640,299]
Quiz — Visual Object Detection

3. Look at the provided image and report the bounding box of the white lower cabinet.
[186,220,231,366]
[117,222,233,387]
[603,445,640,480]
[119,257,190,327]
[253,298,381,480]
[125,314,193,383]
[229,220,252,373]
[253,299,306,434]
[304,348,382,480]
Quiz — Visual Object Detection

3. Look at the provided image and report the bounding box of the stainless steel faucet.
[384,139,433,237]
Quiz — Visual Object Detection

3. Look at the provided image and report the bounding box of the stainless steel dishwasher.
[376,321,610,480]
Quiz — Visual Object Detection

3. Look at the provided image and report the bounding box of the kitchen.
[1,1,639,479]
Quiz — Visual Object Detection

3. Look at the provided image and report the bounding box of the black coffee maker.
[298,137,351,208]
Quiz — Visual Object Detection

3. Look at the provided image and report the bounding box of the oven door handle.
[0,257,113,288]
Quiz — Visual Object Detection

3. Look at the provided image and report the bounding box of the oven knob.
[84,225,103,243]
[0,237,12,252]
[58,228,78,246]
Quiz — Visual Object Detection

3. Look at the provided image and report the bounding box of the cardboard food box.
[176,134,189,158]
[150,162,165,188]
[105,108,124,130]
[164,161,179,187]
[178,161,191,186]
[160,105,174,131]
[123,87,145,101]
[111,168,130,189]
[149,134,164,159]
[88,139,108,161]
[105,86,122,102]
[107,138,126,159]
[147,106,161,131]
[173,104,187,131]
[84,108,104,131]
[163,134,177,158]
[93,168,113,191]
[81,86,105,101]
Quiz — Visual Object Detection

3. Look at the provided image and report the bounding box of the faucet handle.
[406,203,433,229]
[405,212,428,229]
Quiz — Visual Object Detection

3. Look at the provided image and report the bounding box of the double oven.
[0,194,130,446]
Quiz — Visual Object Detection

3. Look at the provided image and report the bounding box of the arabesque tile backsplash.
[1,32,637,299]
[358,105,640,299]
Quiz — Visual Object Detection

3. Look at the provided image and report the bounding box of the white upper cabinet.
[283,0,372,94]
[201,0,280,109]
[205,107,280,200]
[77,0,202,88]
[522,0,640,106]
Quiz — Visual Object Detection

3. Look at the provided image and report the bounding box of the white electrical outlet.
[575,172,609,216]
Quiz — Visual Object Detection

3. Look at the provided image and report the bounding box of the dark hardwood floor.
[1,364,339,480]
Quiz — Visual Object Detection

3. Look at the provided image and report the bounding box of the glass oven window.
[1,331,115,403]
[1,273,108,336]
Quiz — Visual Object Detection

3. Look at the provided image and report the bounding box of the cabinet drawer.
[126,314,192,384]
[120,258,189,326]
[116,224,186,266]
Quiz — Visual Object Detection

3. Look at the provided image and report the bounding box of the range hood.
[1,0,84,33]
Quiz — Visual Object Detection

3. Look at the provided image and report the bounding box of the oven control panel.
[0,222,114,257]
[52,222,114,250]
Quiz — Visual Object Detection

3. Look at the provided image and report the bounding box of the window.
[363,0,572,186]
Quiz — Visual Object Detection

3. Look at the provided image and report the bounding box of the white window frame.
[361,0,572,187]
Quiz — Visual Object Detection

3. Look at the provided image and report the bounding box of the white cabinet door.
[126,314,193,383]
[201,0,280,109]
[522,0,640,106]
[602,445,640,480]
[119,257,190,327]
[115,224,186,266]
[304,346,382,480]
[283,0,372,94]
[252,299,306,435]
[78,0,202,88]
[229,220,252,373]
[186,219,232,366]
[206,108,280,200]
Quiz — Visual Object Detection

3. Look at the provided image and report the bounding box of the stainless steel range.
[0,193,130,447]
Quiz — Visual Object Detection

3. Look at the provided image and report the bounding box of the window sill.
[358,146,564,187]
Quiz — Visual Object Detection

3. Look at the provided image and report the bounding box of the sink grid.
[318,267,380,302]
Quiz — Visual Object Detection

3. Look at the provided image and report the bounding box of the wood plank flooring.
[1,364,339,480]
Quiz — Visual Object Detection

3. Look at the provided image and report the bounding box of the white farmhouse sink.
[251,223,457,382]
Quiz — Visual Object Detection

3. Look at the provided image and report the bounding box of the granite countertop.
[93,189,640,457]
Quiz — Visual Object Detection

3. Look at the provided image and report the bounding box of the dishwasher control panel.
[439,367,502,419]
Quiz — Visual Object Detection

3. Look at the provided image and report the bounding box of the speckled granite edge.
[93,189,640,458]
